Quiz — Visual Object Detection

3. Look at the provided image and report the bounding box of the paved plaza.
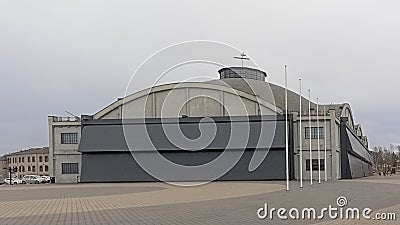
[0,175,399,225]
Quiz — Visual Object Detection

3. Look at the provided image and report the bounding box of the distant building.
[0,155,7,178]
[5,147,50,178]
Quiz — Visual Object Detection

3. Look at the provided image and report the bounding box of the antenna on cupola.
[234,52,250,67]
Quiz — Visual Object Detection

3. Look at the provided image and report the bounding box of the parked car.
[4,178,26,185]
[23,175,43,184]
[15,178,26,184]
[41,176,51,183]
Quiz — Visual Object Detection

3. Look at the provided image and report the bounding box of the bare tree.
[371,145,400,172]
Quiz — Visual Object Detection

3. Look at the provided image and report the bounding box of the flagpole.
[308,89,312,185]
[299,78,303,188]
[317,97,321,184]
[324,105,327,182]
[285,65,289,191]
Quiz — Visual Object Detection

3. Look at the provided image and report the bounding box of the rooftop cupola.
[218,67,267,81]
[218,52,267,81]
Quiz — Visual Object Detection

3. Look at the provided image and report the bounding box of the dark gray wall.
[340,118,373,179]
[79,115,293,182]
[79,116,286,152]
[81,149,286,182]
[348,154,373,178]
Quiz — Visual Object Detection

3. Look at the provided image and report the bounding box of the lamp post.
[317,98,321,184]
[299,78,303,188]
[285,65,289,191]
[324,105,328,182]
[308,89,312,185]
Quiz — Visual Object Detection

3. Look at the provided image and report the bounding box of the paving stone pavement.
[0,175,399,225]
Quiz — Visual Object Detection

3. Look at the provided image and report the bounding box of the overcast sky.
[0,0,399,154]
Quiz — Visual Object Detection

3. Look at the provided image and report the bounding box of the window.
[39,156,43,162]
[32,166,36,172]
[28,166,31,172]
[62,163,79,174]
[45,156,49,162]
[39,166,43,172]
[32,156,35,162]
[22,166,25,172]
[305,127,324,139]
[45,165,49,172]
[19,157,21,163]
[22,157,24,163]
[61,133,78,144]
[306,159,325,171]
[28,156,30,162]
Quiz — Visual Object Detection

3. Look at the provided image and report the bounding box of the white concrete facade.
[48,116,81,183]
[293,110,340,181]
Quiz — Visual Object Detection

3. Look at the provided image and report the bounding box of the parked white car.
[41,176,51,183]
[23,175,43,184]
[4,178,26,185]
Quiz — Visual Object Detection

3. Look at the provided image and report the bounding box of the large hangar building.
[48,66,372,183]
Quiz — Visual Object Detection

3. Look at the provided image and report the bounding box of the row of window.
[17,163,79,174]
[15,165,49,173]
[220,69,265,81]
[13,163,77,174]
[8,155,49,164]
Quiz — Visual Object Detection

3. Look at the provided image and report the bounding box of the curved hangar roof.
[92,67,358,130]
[94,81,281,119]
